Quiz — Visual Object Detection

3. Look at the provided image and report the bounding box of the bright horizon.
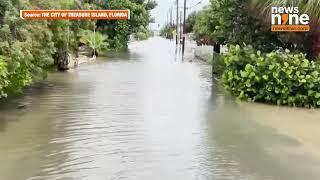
[151,0,209,28]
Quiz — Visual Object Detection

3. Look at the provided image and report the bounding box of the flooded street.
[1,37,320,180]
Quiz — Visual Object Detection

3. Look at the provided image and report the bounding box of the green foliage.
[0,1,56,95]
[193,0,248,45]
[250,0,320,22]
[191,0,320,107]
[249,0,320,59]
[42,0,95,60]
[0,0,156,98]
[134,26,152,40]
[96,0,156,50]
[185,11,198,33]
[160,24,175,39]
[223,45,320,107]
[134,32,149,40]
[145,0,157,10]
[0,56,9,97]
[80,30,108,53]
[192,8,215,45]
[193,0,294,52]
[0,0,95,97]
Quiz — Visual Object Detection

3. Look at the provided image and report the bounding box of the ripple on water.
[1,38,320,180]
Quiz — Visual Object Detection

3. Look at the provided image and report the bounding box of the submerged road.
[1,37,320,180]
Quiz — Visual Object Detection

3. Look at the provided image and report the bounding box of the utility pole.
[166,11,169,25]
[170,7,173,27]
[180,11,182,44]
[182,0,187,54]
[176,0,179,45]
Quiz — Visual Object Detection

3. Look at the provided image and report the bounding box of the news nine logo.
[271,6,310,32]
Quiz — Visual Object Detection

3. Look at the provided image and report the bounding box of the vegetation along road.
[0,37,320,180]
[2,0,320,179]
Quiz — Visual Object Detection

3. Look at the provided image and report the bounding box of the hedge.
[222,45,320,107]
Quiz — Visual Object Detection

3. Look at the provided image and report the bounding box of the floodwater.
[1,37,320,180]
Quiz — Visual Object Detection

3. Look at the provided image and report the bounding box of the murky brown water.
[1,37,320,180]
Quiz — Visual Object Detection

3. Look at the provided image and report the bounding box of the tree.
[145,0,157,10]
[0,1,55,95]
[193,0,294,53]
[0,0,95,97]
[80,30,108,55]
[192,8,216,45]
[185,11,198,33]
[96,0,156,49]
[160,24,175,39]
[0,0,156,98]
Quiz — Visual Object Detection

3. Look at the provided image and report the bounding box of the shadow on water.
[0,47,139,132]
[0,81,55,132]
[205,82,320,180]
[99,47,142,62]
[0,67,95,132]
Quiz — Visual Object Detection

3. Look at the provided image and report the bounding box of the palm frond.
[250,0,320,23]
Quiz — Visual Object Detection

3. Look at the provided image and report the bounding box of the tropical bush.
[192,9,215,45]
[192,0,302,53]
[185,11,198,33]
[80,30,108,55]
[160,24,175,39]
[223,45,320,107]
[134,32,149,40]
[96,0,157,50]
[134,26,152,41]
[190,0,320,107]
[0,1,55,95]
[0,0,157,98]
[0,56,9,97]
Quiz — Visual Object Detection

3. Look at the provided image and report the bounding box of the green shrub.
[159,24,175,39]
[134,32,149,41]
[0,56,9,97]
[223,45,320,107]
[80,30,109,54]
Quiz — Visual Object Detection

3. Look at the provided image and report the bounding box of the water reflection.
[0,37,320,180]
[205,83,320,180]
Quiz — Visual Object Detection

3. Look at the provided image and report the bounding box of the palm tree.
[250,0,320,59]
[80,30,108,57]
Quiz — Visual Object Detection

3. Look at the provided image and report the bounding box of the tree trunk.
[91,49,98,57]
[57,52,70,71]
[212,43,221,77]
[213,43,221,53]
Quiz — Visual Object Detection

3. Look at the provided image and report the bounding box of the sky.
[151,0,210,28]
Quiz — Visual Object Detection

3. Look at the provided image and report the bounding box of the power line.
[177,0,203,10]
[187,0,203,9]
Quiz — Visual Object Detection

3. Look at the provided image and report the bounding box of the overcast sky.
[151,0,209,27]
